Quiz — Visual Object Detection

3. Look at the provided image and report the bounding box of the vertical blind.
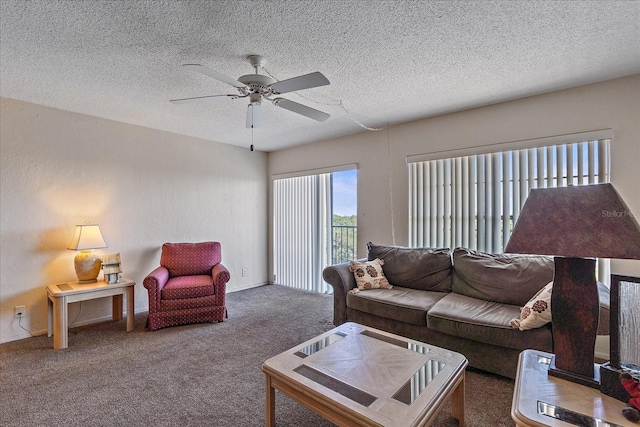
[273,174,332,294]
[408,139,610,278]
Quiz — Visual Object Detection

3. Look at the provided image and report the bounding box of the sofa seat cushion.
[427,293,552,352]
[161,275,215,300]
[346,286,448,326]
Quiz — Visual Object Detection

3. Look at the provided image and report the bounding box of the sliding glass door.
[273,168,357,294]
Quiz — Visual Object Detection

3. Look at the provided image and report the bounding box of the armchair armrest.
[143,266,169,312]
[322,261,358,326]
[212,263,230,306]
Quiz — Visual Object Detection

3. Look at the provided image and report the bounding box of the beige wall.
[268,75,640,280]
[0,97,269,343]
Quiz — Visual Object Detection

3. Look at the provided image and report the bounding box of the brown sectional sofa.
[322,243,610,379]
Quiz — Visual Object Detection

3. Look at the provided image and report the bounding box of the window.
[408,135,610,279]
[331,170,357,264]
[273,166,357,294]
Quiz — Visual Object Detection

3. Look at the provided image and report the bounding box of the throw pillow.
[349,258,393,291]
[510,282,553,331]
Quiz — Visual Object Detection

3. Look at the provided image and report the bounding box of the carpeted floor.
[0,284,515,426]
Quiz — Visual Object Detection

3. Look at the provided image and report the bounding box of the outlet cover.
[14,305,25,317]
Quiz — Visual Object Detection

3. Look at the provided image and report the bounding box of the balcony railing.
[332,225,357,264]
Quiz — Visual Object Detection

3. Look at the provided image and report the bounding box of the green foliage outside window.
[332,214,357,264]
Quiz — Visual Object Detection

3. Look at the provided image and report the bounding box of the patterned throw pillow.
[349,259,393,291]
[510,282,553,331]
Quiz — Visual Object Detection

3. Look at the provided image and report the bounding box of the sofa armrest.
[143,266,170,312]
[322,261,358,326]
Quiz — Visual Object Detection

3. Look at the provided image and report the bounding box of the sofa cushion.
[427,293,553,352]
[349,259,393,290]
[451,248,554,306]
[367,242,452,292]
[346,286,448,326]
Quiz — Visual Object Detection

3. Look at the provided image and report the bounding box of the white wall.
[268,75,640,280]
[0,97,269,343]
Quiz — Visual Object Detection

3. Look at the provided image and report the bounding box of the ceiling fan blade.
[246,102,262,128]
[269,72,330,94]
[273,98,330,122]
[170,94,236,104]
[183,64,246,88]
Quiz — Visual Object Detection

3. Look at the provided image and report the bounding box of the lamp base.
[550,257,600,386]
[548,356,600,389]
[74,250,102,283]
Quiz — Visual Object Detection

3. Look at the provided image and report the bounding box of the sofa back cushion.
[160,242,221,277]
[451,247,554,306]
[367,242,452,292]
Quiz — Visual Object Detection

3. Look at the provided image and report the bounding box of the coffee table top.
[263,322,467,426]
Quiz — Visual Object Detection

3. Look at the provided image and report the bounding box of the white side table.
[47,278,135,349]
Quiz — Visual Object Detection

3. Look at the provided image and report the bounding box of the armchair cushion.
[160,242,222,277]
[161,275,215,300]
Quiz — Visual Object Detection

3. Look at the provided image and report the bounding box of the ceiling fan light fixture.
[246,98,262,129]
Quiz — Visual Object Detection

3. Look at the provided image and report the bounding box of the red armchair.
[143,242,230,331]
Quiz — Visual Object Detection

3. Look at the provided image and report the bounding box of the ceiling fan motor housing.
[238,74,276,95]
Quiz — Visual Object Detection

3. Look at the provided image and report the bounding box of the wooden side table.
[511,349,632,426]
[47,278,135,349]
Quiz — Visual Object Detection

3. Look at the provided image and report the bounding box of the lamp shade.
[505,183,640,260]
[67,224,107,251]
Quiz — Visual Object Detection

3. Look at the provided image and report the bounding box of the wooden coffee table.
[263,322,468,426]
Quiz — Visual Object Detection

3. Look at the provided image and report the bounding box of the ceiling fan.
[170,55,331,128]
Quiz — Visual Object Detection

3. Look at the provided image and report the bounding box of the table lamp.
[505,183,640,388]
[67,224,108,283]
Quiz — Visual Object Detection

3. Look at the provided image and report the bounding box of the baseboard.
[227,282,270,292]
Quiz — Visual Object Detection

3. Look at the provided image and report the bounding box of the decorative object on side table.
[505,183,640,388]
[600,274,640,406]
[67,224,108,283]
[102,253,122,284]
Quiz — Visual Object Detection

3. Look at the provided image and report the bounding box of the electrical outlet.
[14,305,25,318]
[241,267,248,277]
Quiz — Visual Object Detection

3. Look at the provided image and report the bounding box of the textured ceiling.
[1,1,639,152]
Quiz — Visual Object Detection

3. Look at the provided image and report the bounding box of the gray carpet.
[0,284,514,426]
